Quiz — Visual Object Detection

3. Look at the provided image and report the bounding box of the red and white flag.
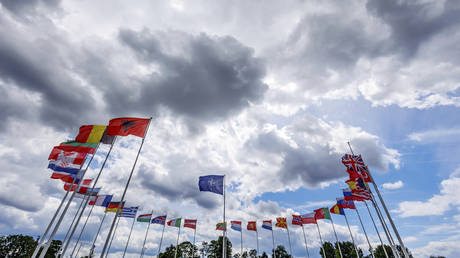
[184,219,197,229]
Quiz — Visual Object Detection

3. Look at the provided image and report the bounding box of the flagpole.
[343,211,359,258]
[330,216,343,258]
[222,175,226,258]
[364,201,389,258]
[59,195,86,255]
[140,211,153,258]
[370,195,400,258]
[63,192,93,256]
[286,224,293,257]
[106,214,121,257]
[256,229,259,256]
[157,219,166,258]
[122,217,136,258]
[70,200,96,257]
[39,143,101,258]
[101,118,152,257]
[240,227,243,256]
[347,142,409,258]
[316,222,326,258]
[89,211,107,257]
[271,228,276,258]
[174,223,181,258]
[301,225,310,258]
[355,207,374,258]
[76,241,83,257]
[193,225,197,258]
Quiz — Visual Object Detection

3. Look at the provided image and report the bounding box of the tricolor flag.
[247,221,257,231]
[275,218,287,229]
[314,208,331,220]
[330,205,345,215]
[292,215,303,226]
[106,117,150,138]
[184,219,197,229]
[89,195,112,206]
[137,214,152,223]
[167,218,182,227]
[216,222,226,231]
[105,201,124,213]
[336,198,356,209]
[231,221,242,232]
[198,175,224,195]
[301,213,316,224]
[262,220,272,231]
[152,215,167,225]
[56,141,97,154]
[75,125,107,143]
[119,206,139,218]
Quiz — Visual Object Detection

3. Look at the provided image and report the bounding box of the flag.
[198,175,224,195]
[292,215,303,226]
[90,195,113,206]
[62,178,92,191]
[105,201,124,213]
[262,220,272,230]
[330,205,345,215]
[216,222,226,231]
[336,198,356,209]
[275,218,287,229]
[342,154,372,182]
[48,149,87,165]
[56,141,97,154]
[184,219,197,229]
[137,214,152,223]
[64,183,100,196]
[106,117,150,137]
[231,221,242,232]
[152,215,167,225]
[314,208,331,220]
[247,221,257,231]
[345,179,371,201]
[301,213,316,224]
[342,188,354,201]
[50,171,83,184]
[119,206,139,218]
[167,218,182,227]
[48,157,82,175]
[75,125,107,143]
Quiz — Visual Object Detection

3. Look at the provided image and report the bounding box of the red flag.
[63,179,92,191]
[184,219,197,229]
[106,117,150,137]
[292,215,303,226]
[247,221,257,231]
[48,148,88,164]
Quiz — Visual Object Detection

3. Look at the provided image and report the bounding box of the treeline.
[0,235,61,257]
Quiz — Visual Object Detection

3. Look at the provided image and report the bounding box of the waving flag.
[105,201,124,213]
[275,218,287,229]
[168,218,182,227]
[292,215,303,226]
[184,219,197,229]
[106,117,150,138]
[75,125,107,143]
[152,215,167,225]
[89,195,112,206]
[337,198,356,209]
[301,213,316,224]
[330,205,345,215]
[198,175,224,195]
[231,221,242,232]
[48,149,86,165]
[262,220,272,230]
[62,178,92,191]
[119,207,139,218]
[346,179,371,201]
[216,222,226,231]
[51,171,83,184]
[314,208,331,220]
[342,154,372,182]
[247,221,257,231]
[137,214,152,223]
[56,141,97,154]
[64,182,100,196]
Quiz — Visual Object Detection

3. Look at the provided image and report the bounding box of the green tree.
[178,241,199,257]
[273,245,292,258]
[201,236,232,258]
[249,249,257,257]
[373,244,413,258]
[320,242,336,258]
[334,241,363,258]
[260,252,269,258]
[158,244,179,258]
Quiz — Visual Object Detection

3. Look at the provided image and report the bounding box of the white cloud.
[382,180,404,190]
[408,128,460,142]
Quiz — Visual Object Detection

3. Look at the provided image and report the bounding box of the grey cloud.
[0,0,61,18]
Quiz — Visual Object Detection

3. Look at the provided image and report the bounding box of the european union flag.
[199,175,224,195]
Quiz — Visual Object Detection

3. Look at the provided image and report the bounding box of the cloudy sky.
[1,0,460,257]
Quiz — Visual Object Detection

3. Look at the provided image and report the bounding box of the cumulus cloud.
[382,180,404,190]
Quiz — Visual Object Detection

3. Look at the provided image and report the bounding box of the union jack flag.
[342,154,372,182]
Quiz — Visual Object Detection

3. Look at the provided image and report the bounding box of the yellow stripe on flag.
[87,125,107,143]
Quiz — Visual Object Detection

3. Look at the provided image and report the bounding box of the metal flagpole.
[301,225,310,258]
[39,143,101,258]
[240,227,243,256]
[271,228,276,258]
[355,207,374,258]
[364,201,389,258]
[286,224,293,257]
[343,211,360,258]
[370,196,400,258]
[89,211,107,257]
[157,219,166,257]
[101,118,152,257]
[174,223,181,258]
[256,229,259,256]
[76,241,83,257]
[140,211,153,258]
[193,225,197,258]
[347,142,409,258]
[316,222,326,258]
[59,195,86,255]
[222,175,226,258]
[330,216,343,258]
[122,217,136,258]
[70,200,96,257]
[106,214,121,257]
[67,136,117,256]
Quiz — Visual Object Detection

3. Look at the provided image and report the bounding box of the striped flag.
[262,220,272,230]
[119,206,139,218]
[137,214,152,223]
[167,218,182,227]
[152,215,167,225]
[231,221,242,232]
[184,219,197,229]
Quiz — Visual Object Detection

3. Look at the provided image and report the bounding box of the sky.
[0,0,459,257]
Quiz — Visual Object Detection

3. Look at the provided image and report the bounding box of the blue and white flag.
[198,175,224,195]
[262,220,272,230]
[119,206,139,218]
